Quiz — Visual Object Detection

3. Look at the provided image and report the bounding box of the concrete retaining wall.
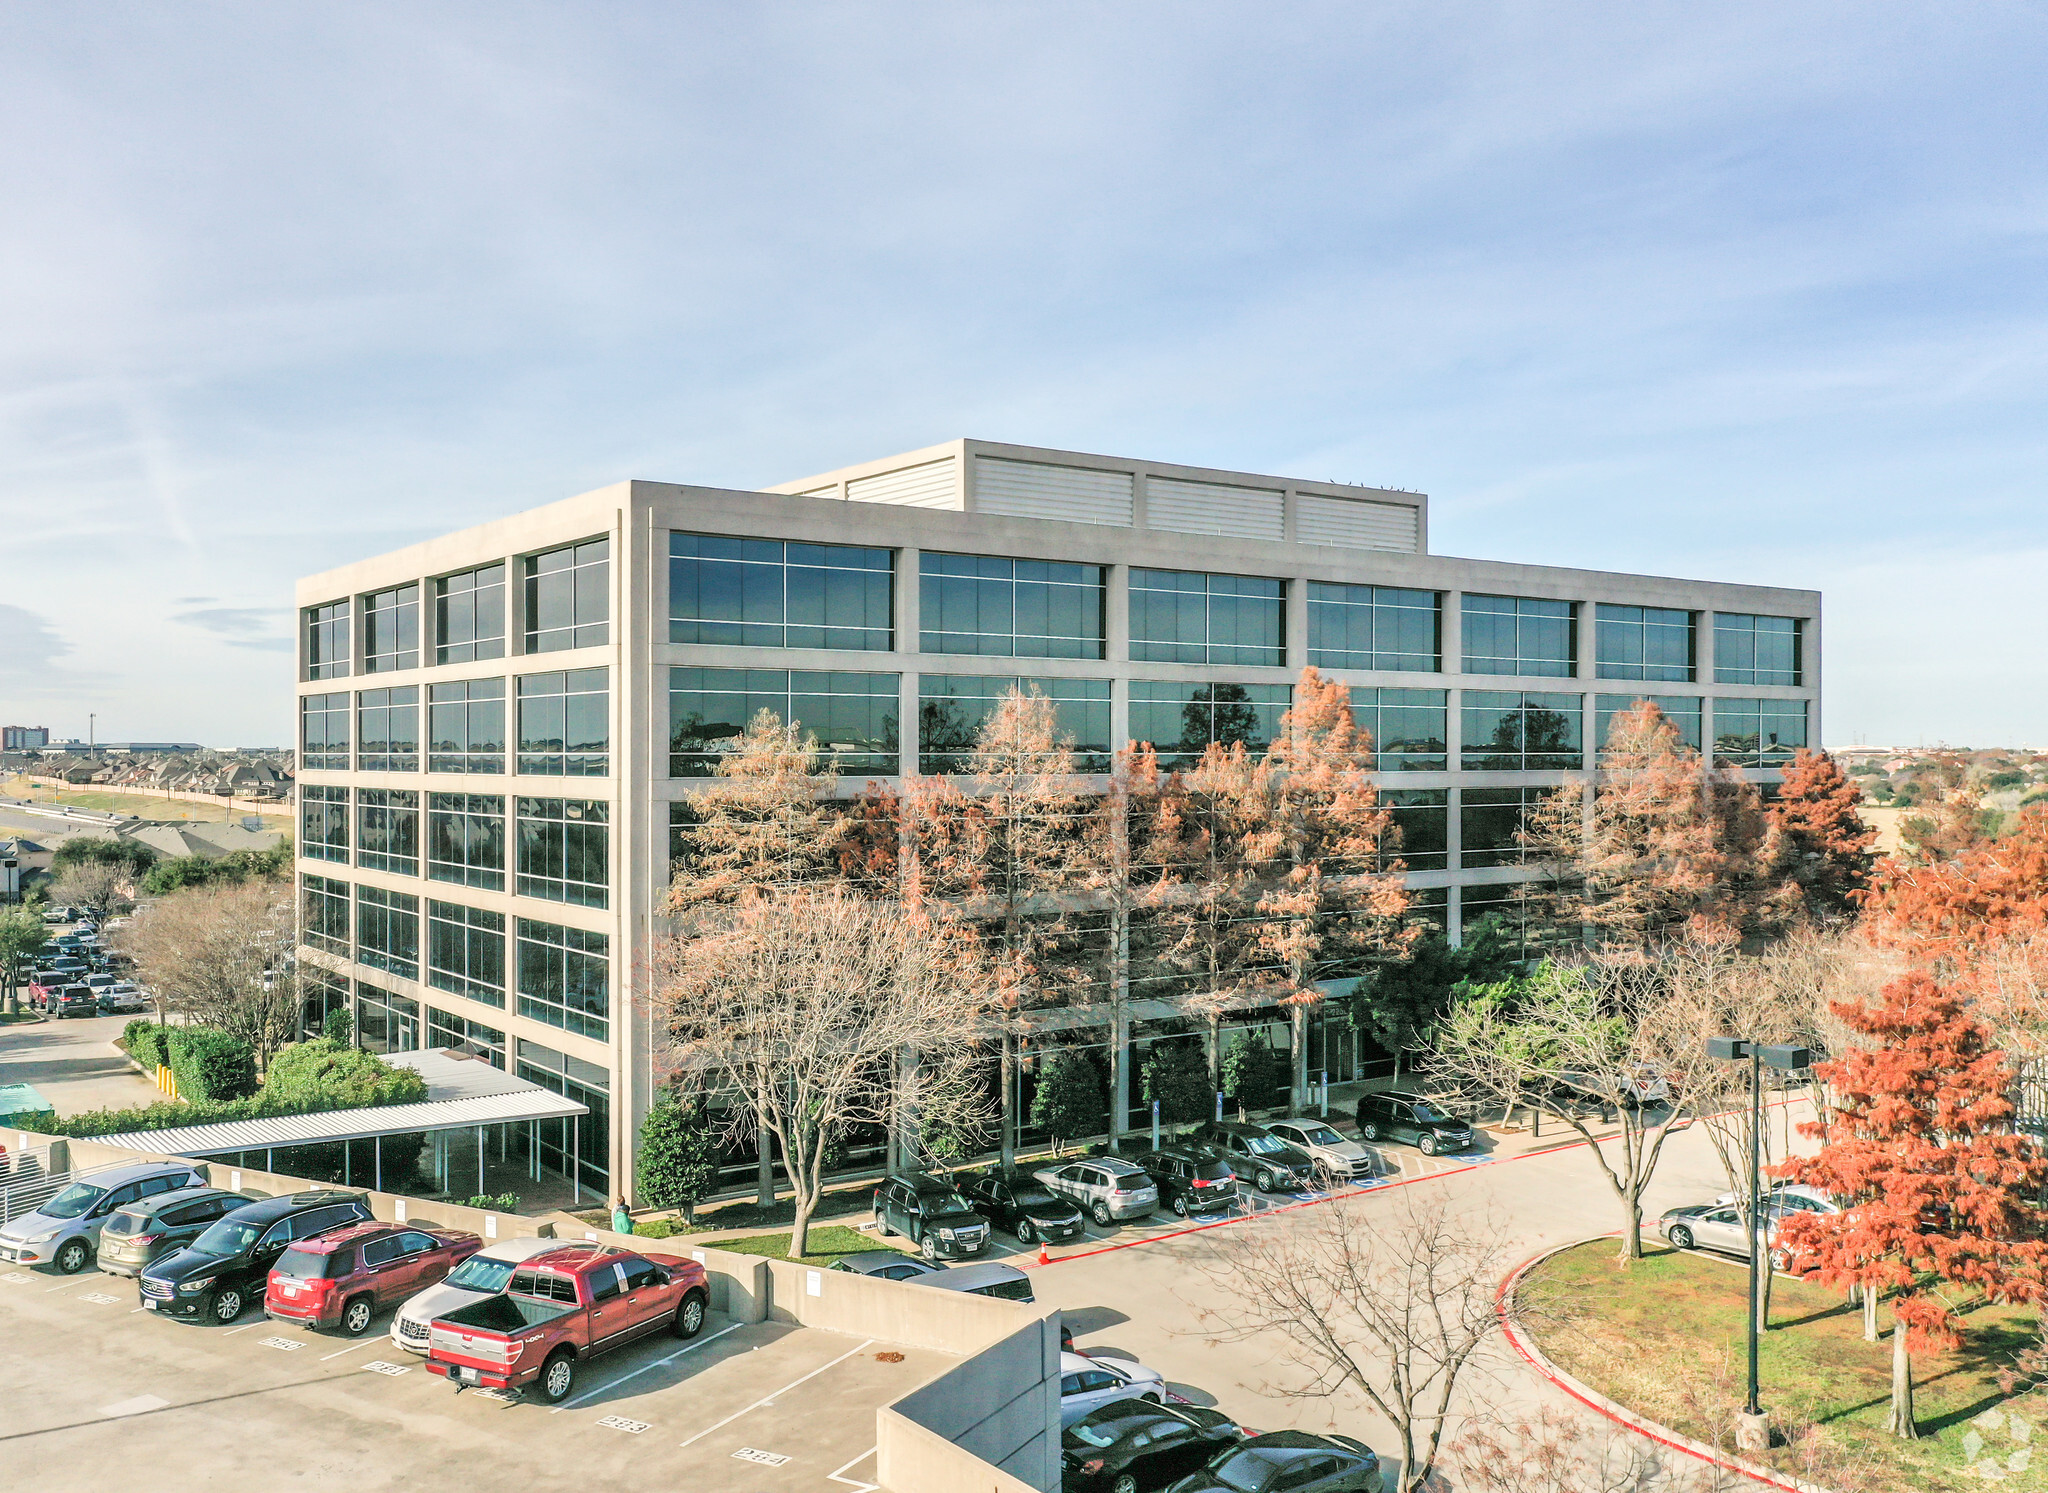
[880,1317,1062,1493]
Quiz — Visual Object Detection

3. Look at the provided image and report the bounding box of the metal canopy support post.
[572,1116,582,1206]
[375,1135,383,1193]
[477,1124,484,1199]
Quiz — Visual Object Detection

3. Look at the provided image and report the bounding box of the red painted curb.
[1495,1237,1831,1493]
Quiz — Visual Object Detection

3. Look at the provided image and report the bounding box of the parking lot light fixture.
[1708,1034,1812,1448]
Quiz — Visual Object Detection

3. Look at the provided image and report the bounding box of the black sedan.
[1167,1430,1380,1492]
[1063,1399,1242,1493]
[963,1167,1088,1246]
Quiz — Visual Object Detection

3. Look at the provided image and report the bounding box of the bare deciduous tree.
[651,887,998,1257]
[1445,1406,1679,1493]
[1187,1191,1514,1493]
[120,880,299,1069]
[1432,953,1709,1261]
[49,861,129,929]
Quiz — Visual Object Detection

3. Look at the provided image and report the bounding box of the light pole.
[1706,1035,1811,1449]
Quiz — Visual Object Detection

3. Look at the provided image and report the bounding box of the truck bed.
[435,1293,574,1333]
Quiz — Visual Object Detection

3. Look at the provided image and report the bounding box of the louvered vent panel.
[846,459,960,509]
[974,458,1134,527]
[794,484,840,499]
[1294,494,1420,553]
[1146,477,1285,541]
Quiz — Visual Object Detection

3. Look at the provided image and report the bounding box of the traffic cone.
[1037,1241,1049,1266]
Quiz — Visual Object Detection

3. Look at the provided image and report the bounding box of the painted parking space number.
[733,1448,791,1466]
[597,1415,651,1433]
[2,1272,33,1284]
[363,1361,411,1376]
[80,1292,121,1304]
[259,1335,304,1351]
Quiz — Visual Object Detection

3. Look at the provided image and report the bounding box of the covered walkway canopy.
[95,1050,591,1199]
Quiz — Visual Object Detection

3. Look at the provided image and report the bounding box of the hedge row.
[120,1021,257,1102]
[52,1036,427,1139]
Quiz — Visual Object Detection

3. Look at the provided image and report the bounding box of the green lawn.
[710,1225,882,1266]
[1523,1240,2048,1492]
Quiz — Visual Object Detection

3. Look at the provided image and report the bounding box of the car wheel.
[1014,1219,1035,1245]
[1172,1195,1189,1218]
[1254,1170,1275,1193]
[212,1287,245,1323]
[1360,1122,1380,1141]
[874,1216,892,1238]
[1770,1249,1792,1272]
[673,1289,707,1339]
[54,1239,90,1274]
[539,1349,576,1403]
[342,1296,374,1336]
[1092,1201,1112,1227]
[1112,1475,1139,1493]
[920,1231,939,1261]
[1419,1135,1439,1156]
[1668,1226,1694,1251]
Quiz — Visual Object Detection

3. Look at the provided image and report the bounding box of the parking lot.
[0,1011,164,1115]
[0,1266,944,1493]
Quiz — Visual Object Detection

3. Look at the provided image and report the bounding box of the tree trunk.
[1205,1015,1221,1092]
[754,1103,774,1207]
[1109,913,1129,1153]
[1000,1030,1017,1170]
[1288,1004,1307,1117]
[1863,1282,1880,1342]
[790,1190,814,1261]
[1889,1318,1918,1439]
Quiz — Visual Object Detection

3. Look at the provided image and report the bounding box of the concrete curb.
[1495,1235,1840,1493]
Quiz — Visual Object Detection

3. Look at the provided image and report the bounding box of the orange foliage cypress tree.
[1769,747,1877,919]
[1774,972,2048,1439]
[1861,805,2048,966]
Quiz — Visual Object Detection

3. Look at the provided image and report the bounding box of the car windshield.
[1410,1102,1453,1123]
[191,1218,265,1256]
[40,1182,107,1219]
[1206,1447,1284,1492]
[925,1189,972,1214]
[1241,1134,1291,1156]
[1016,1189,1063,1209]
[1291,1124,1343,1146]
[446,1255,519,1293]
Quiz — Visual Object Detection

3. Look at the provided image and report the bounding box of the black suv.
[1133,1146,1239,1218]
[872,1173,991,1261]
[140,1190,373,1324]
[1353,1090,1474,1155]
[961,1167,1086,1246]
[1172,1429,1381,1491]
[1186,1121,1315,1194]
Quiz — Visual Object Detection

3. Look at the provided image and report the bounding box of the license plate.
[457,1366,480,1385]
[144,1299,158,1311]
[282,1284,300,1296]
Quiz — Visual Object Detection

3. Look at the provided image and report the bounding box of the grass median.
[1521,1239,2047,1492]
[706,1225,880,1266]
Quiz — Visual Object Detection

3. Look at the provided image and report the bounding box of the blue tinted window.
[516,668,608,777]
[669,667,899,777]
[1712,698,1808,767]
[1460,692,1583,771]
[1349,689,1447,770]
[1713,614,1802,686]
[919,553,1104,659]
[1130,570,1284,666]
[1307,584,1439,672]
[1595,605,1694,682]
[1129,681,1291,768]
[670,533,892,652]
[1595,695,1702,752]
[1461,595,1575,677]
[917,675,1111,773]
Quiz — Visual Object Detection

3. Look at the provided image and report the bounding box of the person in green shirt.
[610,1198,634,1235]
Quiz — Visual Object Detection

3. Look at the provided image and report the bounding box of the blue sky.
[3,4,2044,748]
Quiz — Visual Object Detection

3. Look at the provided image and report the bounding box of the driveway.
[0,1012,164,1116]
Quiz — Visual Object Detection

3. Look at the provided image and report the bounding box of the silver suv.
[1033,1157,1159,1226]
[0,1162,207,1273]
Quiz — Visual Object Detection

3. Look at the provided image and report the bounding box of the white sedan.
[1059,1350,1166,1426]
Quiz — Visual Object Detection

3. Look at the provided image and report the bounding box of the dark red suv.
[265,1222,482,1336]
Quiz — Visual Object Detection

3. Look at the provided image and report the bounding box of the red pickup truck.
[424,1245,710,1403]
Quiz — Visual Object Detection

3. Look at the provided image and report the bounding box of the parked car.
[1166,1430,1381,1492]
[97,1188,251,1277]
[1034,1157,1161,1226]
[266,1222,484,1336]
[1714,1182,1840,1217]
[1352,1091,1474,1155]
[97,981,148,1015]
[1556,1065,1671,1108]
[963,1166,1088,1245]
[82,972,117,993]
[392,1237,595,1354]
[1658,1201,1782,1260]
[52,985,99,1019]
[424,1245,711,1403]
[1060,1350,1168,1426]
[915,1261,1035,1302]
[140,1190,374,1323]
[0,1162,207,1272]
[830,1250,951,1283]
[1260,1119,1376,1183]
[872,1172,993,1260]
[1132,1146,1238,1218]
[1063,1398,1243,1493]
[1186,1122,1316,1193]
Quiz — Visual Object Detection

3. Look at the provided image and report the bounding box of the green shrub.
[1141,1041,1213,1124]
[1031,1048,1106,1153]
[167,1027,257,1102]
[459,1193,521,1211]
[263,1039,426,1109]
[637,1096,719,1220]
[321,1006,353,1045]
[1220,1029,1282,1110]
[124,1020,165,1071]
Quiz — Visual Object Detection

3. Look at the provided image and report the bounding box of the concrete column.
[1284,580,1308,672]
[898,547,921,777]
[1440,590,1462,677]
[1107,563,1131,753]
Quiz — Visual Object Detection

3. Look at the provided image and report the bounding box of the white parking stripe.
[827,1447,880,1493]
[320,1338,381,1361]
[221,1321,265,1335]
[674,1339,873,1449]
[550,1322,743,1412]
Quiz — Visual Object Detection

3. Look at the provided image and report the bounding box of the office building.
[3,726,50,750]
[295,438,1821,1196]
